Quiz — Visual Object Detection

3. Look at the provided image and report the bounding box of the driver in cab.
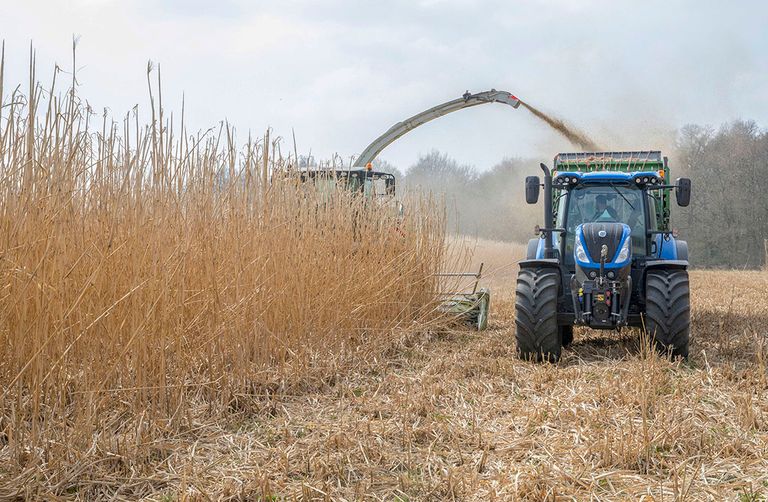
[591,195,619,221]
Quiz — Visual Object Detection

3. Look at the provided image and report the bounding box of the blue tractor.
[516,151,692,361]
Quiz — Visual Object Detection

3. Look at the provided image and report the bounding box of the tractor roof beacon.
[517,151,692,362]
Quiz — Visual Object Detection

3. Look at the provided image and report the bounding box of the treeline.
[381,152,540,243]
[391,120,768,269]
[675,121,768,268]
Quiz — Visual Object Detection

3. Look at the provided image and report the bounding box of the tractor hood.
[574,222,632,269]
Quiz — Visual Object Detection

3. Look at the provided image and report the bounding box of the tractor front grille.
[581,222,624,262]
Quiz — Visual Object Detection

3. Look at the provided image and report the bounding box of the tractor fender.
[641,260,689,300]
[518,258,560,269]
[654,235,688,261]
[644,259,689,270]
[531,235,562,260]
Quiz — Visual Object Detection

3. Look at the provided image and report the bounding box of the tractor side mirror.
[525,176,540,204]
[675,177,691,207]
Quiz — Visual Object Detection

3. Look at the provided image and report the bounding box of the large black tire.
[560,325,574,348]
[645,269,690,358]
[515,267,561,362]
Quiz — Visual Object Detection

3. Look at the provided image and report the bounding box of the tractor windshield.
[558,185,647,264]
[348,172,395,197]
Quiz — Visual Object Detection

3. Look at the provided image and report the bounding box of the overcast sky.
[2,0,767,170]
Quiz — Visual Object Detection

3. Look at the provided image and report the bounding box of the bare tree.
[675,120,768,268]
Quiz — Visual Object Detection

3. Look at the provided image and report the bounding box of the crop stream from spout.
[519,100,602,151]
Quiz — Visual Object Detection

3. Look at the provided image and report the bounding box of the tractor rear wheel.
[515,267,561,362]
[645,269,690,358]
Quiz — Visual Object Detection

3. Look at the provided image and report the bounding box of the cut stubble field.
[55,241,766,501]
[167,245,768,501]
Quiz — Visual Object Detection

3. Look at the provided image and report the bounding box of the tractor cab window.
[560,185,646,265]
[348,173,362,192]
[364,176,389,197]
[365,175,396,198]
[350,173,395,198]
[646,191,659,231]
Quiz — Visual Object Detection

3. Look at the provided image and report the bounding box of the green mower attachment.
[437,264,490,331]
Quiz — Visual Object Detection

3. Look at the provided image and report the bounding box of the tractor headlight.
[575,238,589,262]
[616,237,631,262]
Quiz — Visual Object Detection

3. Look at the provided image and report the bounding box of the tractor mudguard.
[654,235,688,261]
[644,259,688,270]
[518,258,560,269]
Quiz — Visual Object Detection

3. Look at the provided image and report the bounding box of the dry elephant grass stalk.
[0,49,452,498]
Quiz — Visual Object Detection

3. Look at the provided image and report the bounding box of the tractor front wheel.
[645,269,690,358]
[515,267,561,362]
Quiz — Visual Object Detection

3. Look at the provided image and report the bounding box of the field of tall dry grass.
[1,53,767,501]
[0,53,455,499]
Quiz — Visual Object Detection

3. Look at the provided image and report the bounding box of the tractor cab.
[541,170,685,264]
[556,180,649,267]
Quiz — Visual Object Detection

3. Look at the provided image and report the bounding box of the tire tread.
[645,269,691,358]
[515,267,561,362]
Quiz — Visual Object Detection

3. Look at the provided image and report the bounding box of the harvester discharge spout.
[354,89,520,168]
